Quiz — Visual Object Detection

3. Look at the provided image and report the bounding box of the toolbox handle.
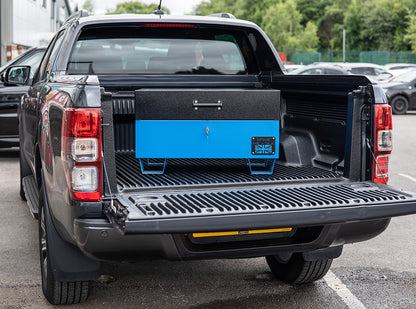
[193,100,223,110]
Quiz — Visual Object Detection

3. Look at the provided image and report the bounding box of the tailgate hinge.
[103,199,128,235]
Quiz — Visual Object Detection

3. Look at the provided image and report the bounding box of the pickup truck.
[9,10,416,305]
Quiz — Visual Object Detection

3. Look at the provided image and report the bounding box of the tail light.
[373,104,392,183]
[62,108,102,201]
[141,23,197,28]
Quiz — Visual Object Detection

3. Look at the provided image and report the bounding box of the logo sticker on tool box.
[252,137,276,155]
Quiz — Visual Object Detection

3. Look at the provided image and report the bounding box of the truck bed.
[102,82,416,235]
[109,85,348,193]
[115,153,341,191]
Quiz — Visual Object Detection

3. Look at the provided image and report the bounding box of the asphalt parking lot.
[0,113,415,308]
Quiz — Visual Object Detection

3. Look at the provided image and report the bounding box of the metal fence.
[282,50,416,65]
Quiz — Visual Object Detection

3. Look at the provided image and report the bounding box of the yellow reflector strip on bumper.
[192,228,292,238]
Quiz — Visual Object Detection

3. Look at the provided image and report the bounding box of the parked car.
[330,62,385,82]
[284,64,304,73]
[373,70,394,83]
[0,47,45,148]
[381,69,416,114]
[374,69,410,83]
[288,64,349,75]
[384,63,416,71]
[10,10,416,305]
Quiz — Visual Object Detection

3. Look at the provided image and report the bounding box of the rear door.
[23,32,64,163]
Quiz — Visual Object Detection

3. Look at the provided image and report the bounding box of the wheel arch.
[389,92,410,103]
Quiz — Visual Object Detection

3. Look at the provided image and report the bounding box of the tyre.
[266,253,332,284]
[19,148,31,201]
[391,95,408,115]
[38,186,89,305]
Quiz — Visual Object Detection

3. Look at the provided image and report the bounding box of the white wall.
[12,0,54,47]
[1,0,14,64]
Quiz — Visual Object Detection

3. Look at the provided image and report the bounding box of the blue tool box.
[135,89,280,174]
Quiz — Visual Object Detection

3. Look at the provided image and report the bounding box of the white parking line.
[324,271,367,309]
[399,173,416,183]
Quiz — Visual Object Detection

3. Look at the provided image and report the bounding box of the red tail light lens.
[62,108,102,202]
[373,104,392,184]
[70,110,99,137]
[375,104,392,131]
[375,155,390,177]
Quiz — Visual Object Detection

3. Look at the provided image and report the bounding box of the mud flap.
[43,187,101,282]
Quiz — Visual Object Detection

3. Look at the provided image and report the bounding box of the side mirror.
[4,65,31,85]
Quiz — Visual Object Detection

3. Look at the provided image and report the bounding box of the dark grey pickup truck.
[8,10,416,305]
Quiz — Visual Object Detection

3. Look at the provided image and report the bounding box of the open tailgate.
[106,181,416,234]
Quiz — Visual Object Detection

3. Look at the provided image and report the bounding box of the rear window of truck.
[67,24,259,75]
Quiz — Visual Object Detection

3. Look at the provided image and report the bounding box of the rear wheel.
[38,186,89,305]
[266,253,332,284]
[391,95,408,115]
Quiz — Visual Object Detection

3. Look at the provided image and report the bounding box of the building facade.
[0,0,75,65]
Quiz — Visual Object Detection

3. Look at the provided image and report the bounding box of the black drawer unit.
[135,89,281,174]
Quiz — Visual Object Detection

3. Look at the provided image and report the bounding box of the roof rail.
[208,13,236,19]
[63,9,89,25]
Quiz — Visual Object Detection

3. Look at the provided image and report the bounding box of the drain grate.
[115,153,341,191]
[127,182,409,219]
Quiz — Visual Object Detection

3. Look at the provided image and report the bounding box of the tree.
[232,0,275,27]
[262,0,319,51]
[404,14,416,52]
[391,2,411,51]
[193,0,235,16]
[107,1,170,15]
[342,0,414,51]
[295,0,329,26]
[343,0,363,50]
[360,4,395,50]
[318,2,349,50]
[194,0,275,27]
[83,0,94,13]
[297,22,320,51]
[194,0,415,52]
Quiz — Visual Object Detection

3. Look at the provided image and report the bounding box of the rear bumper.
[72,180,416,261]
[73,206,397,261]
